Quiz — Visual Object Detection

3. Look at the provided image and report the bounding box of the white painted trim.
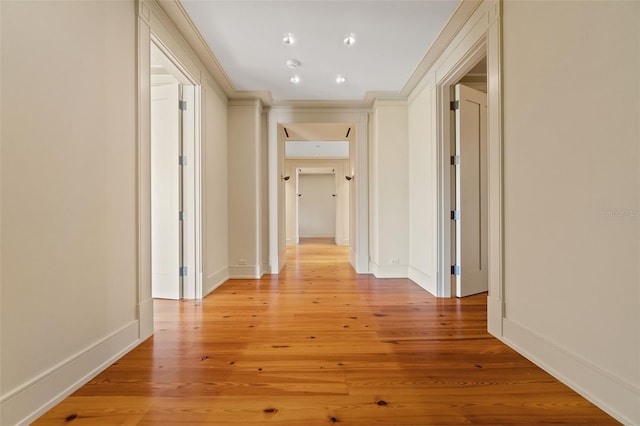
[228,265,261,279]
[137,9,153,340]
[370,263,409,279]
[335,237,349,246]
[138,298,154,341]
[408,267,437,296]
[0,322,140,426]
[502,319,640,426]
[203,266,229,296]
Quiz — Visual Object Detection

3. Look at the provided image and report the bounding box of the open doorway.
[282,133,351,249]
[297,168,339,242]
[150,41,201,301]
[450,57,488,298]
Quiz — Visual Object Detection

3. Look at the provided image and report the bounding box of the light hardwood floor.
[35,239,617,425]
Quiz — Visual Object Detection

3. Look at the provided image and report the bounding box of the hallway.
[35,240,615,425]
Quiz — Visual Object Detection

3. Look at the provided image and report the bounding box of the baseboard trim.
[408,266,436,295]
[204,267,229,296]
[502,318,639,425]
[228,265,260,279]
[335,237,349,246]
[370,262,409,278]
[1,321,140,426]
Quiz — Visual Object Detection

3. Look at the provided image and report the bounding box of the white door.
[454,84,488,297]
[151,83,181,299]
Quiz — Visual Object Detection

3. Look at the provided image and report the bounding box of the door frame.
[137,4,204,338]
[149,37,203,301]
[434,1,503,336]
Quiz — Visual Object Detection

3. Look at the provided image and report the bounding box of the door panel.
[455,84,488,297]
[151,83,181,300]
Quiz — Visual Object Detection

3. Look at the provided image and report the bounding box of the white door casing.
[454,84,488,297]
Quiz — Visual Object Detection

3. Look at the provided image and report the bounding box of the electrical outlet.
[238,259,247,265]
[391,258,400,265]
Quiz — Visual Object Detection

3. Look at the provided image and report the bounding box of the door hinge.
[450,210,459,221]
[179,155,187,166]
[180,266,188,277]
[179,211,184,221]
[450,155,460,165]
[450,100,459,110]
[451,265,460,276]
[179,100,187,111]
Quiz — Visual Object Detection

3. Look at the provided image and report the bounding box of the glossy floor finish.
[35,239,616,425]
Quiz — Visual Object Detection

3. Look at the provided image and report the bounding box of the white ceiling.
[180,0,461,102]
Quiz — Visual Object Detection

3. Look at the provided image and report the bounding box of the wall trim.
[502,319,639,425]
[228,265,261,279]
[408,267,436,296]
[335,237,349,246]
[370,262,409,279]
[204,266,229,296]
[0,321,140,426]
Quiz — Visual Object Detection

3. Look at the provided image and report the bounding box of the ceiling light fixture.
[282,33,295,46]
[343,33,356,46]
[286,59,301,69]
[336,75,347,84]
[290,75,300,84]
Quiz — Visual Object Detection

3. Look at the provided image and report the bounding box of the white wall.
[298,174,336,238]
[202,80,229,294]
[228,101,263,278]
[285,159,349,246]
[501,2,639,423]
[369,101,410,278]
[406,1,640,423]
[407,82,438,294]
[1,1,139,424]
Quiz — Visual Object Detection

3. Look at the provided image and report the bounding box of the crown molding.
[155,0,236,98]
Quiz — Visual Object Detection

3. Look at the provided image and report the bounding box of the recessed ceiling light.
[336,75,347,84]
[290,75,300,84]
[343,33,356,46]
[282,33,295,46]
[286,59,301,69]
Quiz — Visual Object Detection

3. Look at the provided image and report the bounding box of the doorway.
[297,170,337,240]
[282,135,351,249]
[150,41,201,300]
[451,58,488,297]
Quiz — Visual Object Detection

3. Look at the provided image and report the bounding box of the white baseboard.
[502,318,639,425]
[228,265,261,279]
[335,237,349,246]
[0,321,140,426]
[204,266,229,296]
[407,267,436,295]
[370,262,409,278]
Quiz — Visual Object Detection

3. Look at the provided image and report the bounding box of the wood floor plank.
[34,240,618,425]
